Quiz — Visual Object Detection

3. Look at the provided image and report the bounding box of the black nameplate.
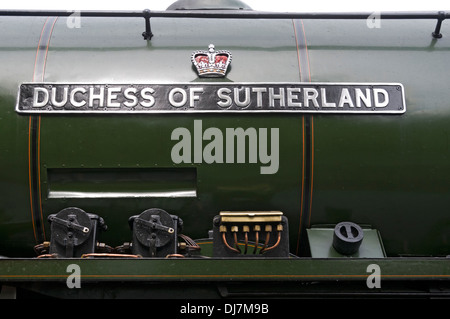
[16,82,406,114]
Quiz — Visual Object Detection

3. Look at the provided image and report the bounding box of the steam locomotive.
[0,0,449,299]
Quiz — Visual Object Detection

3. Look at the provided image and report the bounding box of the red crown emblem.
[191,44,232,77]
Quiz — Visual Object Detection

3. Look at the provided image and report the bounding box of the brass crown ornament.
[191,44,232,77]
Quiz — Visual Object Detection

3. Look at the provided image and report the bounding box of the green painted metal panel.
[1,257,449,282]
[0,17,307,257]
[0,17,50,256]
[307,226,386,258]
[0,12,449,266]
[304,19,450,256]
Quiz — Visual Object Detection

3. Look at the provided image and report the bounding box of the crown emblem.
[191,44,232,77]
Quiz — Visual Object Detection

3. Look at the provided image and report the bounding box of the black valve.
[129,208,182,257]
[332,221,364,255]
[48,207,106,257]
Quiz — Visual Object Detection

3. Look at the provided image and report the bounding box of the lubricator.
[212,211,290,257]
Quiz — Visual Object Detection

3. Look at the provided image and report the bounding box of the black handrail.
[0,9,447,39]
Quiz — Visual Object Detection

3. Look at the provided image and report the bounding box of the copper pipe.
[222,232,240,253]
[34,241,51,255]
[36,253,58,258]
[81,253,142,258]
[253,231,259,254]
[233,232,241,253]
[259,232,271,253]
[179,233,201,251]
[165,254,185,258]
[260,231,282,253]
[244,232,248,254]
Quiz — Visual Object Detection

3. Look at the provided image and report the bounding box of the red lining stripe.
[29,16,58,243]
[293,19,314,255]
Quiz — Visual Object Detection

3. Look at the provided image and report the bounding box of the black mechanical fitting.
[129,208,183,257]
[48,207,107,258]
[212,211,290,257]
[332,221,364,255]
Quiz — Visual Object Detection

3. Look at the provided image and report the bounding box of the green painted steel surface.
[0,17,304,257]
[307,226,386,258]
[1,257,449,282]
[0,17,50,256]
[305,19,450,256]
[0,13,449,264]
[2,256,449,298]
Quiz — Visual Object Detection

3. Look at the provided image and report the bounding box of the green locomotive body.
[0,0,449,298]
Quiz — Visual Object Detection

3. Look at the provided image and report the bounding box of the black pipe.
[432,11,446,38]
[0,9,447,40]
[0,9,448,19]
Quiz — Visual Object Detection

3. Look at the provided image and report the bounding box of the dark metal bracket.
[138,10,450,40]
[142,9,153,40]
[432,11,446,38]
